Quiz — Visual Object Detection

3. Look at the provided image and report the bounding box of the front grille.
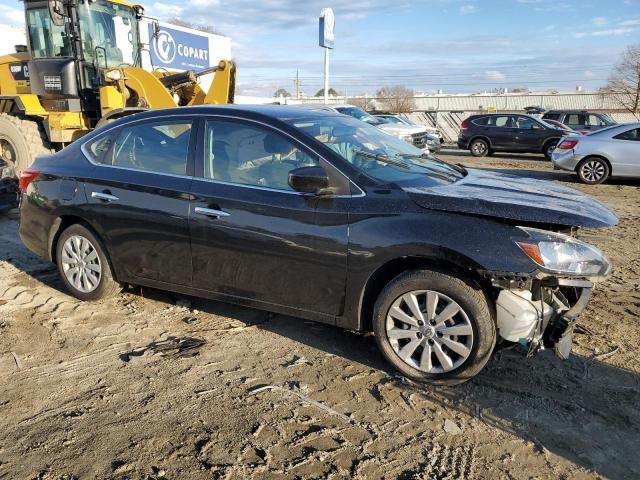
[411,132,428,148]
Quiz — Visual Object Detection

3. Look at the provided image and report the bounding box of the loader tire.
[0,113,53,179]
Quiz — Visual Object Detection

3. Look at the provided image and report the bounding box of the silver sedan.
[551,123,640,184]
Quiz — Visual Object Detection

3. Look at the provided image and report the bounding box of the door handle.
[194,207,230,218]
[91,191,119,202]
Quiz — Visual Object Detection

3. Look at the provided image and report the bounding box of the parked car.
[297,104,436,152]
[552,123,640,184]
[458,113,572,160]
[375,114,444,143]
[19,105,617,385]
[542,110,617,133]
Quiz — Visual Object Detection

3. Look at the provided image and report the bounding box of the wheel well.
[468,136,491,148]
[358,256,490,332]
[577,155,612,173]
[49,215,98,263]
[543,138,560,149]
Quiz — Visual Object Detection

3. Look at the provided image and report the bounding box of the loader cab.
[24,0,142,118]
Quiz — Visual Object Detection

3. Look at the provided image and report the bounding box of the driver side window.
[203,120,319,191]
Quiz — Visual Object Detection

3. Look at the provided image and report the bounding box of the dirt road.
[1,148,639,479]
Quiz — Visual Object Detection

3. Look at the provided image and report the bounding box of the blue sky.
[1,0,638,96]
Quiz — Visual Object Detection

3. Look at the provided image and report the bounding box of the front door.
[189,117,351,317]
[513,116,544,151]
[82,117,195,286]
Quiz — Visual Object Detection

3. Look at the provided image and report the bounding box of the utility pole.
[294,70,301,100]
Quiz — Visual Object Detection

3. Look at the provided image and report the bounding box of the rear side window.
[101,120,193,175]
[488,116,512,128]
[613,128,640,141]
[471,117,488,126]
[565,114,585,126]
[85,133,115,163]
[544,113,560,120]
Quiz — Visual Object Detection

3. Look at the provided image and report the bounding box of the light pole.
[319,8,335,105]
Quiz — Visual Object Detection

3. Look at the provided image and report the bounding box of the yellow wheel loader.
[0,0,236,185]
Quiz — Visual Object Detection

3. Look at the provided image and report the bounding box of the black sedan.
[19,105,617,384]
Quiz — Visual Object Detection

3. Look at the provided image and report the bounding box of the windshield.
[27,8,73,58]
[379,116,403,125]
[541,120,566,130]
[285,115,465,187]
[335,107,381,125]
[600,114,617,126]
[78,0,140,68]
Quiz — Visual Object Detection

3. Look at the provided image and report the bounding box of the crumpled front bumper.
[490,274,594,359]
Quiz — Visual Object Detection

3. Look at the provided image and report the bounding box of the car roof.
[116,104,345,123]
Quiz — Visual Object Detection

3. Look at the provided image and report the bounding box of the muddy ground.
[0,148,639,480]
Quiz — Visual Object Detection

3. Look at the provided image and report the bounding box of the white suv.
[295,104,438,152]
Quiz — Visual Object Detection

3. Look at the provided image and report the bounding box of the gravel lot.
[0,147,639,479]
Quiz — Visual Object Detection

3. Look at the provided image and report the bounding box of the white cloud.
[151,2,184,17]
[482,70,506,80]
[591,17,608,26]
[621,18,640,26]
[0,5,25,27]
[459,4,477,14]
[584,70,595,78]
[543,24,556,32]
[592,28,635,36]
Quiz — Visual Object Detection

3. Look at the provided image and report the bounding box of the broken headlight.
[515,227,611,277]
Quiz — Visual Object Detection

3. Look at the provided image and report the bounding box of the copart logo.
[154,30,176,64]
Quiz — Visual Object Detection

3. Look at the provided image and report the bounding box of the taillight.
[557,139,578,150]
[18,169,40,193]
[460,119,469,130]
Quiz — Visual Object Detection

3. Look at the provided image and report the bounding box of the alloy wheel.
[471,141,487,155]
[61,235,102,293]
[580,160,606,183]
[385,290,474,373]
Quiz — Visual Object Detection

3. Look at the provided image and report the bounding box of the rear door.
[82,116,195,286]
[487,115,517,149]
[188,116,351,317]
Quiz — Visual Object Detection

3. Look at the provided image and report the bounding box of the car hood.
[404,168,618,228]
[378,124,425,135]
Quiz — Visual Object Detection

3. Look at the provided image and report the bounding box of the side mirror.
[48,0,65,26]
[288,166,330,195]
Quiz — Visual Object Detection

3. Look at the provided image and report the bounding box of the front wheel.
[469,139,489,157]
[576,157,610,184]
[55,224,123,301]
[373,269,496,385]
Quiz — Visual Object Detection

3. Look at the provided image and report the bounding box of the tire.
[55,224,122,301]
[372,269,496,385]
[0,113,53,179]
[576,157,610,184]
[469,138,489,157]
[543,140,558,161]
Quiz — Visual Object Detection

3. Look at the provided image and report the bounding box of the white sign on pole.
[319,8,335,49]
[319,8,335,104]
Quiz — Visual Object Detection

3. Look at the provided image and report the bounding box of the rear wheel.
[543,140,558,161]
[469,139,489,157]
[55,224,123,301]
[0,114,53,179]
[576,157,610,184]
[373,269,496,385]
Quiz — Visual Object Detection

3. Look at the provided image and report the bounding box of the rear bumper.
[551,149,582,171]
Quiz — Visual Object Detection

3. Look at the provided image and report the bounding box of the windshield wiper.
[396,153,467,175]
[354,150,411,169]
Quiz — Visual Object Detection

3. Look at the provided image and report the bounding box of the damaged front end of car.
[484,227,611,360]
